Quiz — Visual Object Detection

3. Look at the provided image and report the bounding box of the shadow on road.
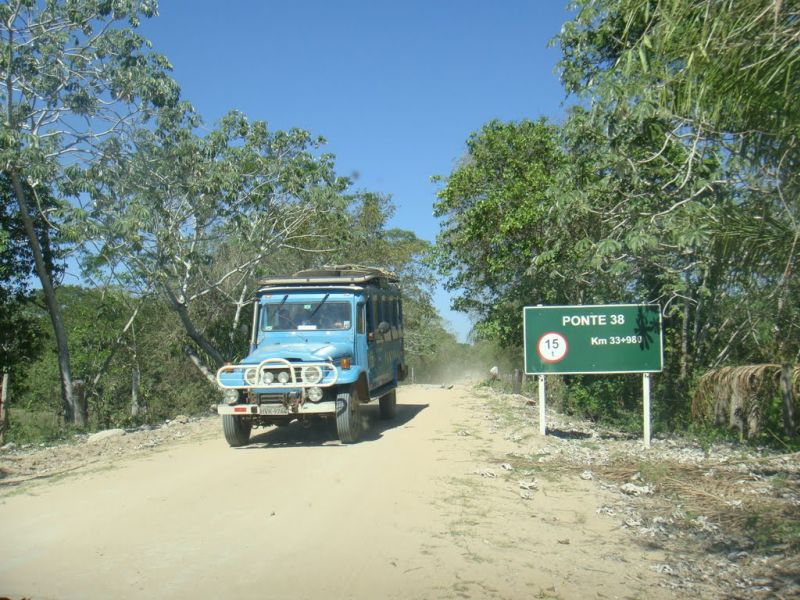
[242,402,429,448]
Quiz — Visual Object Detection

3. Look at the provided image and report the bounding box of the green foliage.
[558,0,800,365]
[1,0,179,185]
[7,286,220,439]
[433,1,799,437]
[561,376,639,426]
[70,105,354,371]
[5,410,66,445]
[433,119,593,348]
[1,0,181,424]
[560,0,800,166]
[0,175,63,373]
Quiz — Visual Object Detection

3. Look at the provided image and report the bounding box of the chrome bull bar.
[216,358,339,390]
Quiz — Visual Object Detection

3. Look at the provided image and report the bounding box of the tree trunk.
[229,285,249,351]
[9,172,76,423]
[0,371,8,444]
[680,280,691,382]
[163,284,225,369]
[92,302,142,389]
[185,345,220,386]
[131,365,141,418]
[512,369,522,394]
[73,380,87,428]
[779,363,796,437]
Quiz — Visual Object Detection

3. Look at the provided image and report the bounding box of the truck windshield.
[261,301,352,332]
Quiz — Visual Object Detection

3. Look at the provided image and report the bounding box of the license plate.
[259,405,289,415]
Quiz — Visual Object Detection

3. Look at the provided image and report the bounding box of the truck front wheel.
[336,387,362,443]
[223,415,252,447]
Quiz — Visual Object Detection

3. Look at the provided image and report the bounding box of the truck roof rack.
[258,265,399,288]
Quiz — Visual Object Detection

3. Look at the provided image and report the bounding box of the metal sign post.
[538,375,546,435]
[523,304,663,447]
[643,373,651,449]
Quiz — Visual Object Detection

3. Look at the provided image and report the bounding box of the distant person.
[489,366,499,381]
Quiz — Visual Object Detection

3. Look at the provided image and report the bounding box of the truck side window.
[366,297,374,333]
[398,298,404,327]
[357,303,365,334]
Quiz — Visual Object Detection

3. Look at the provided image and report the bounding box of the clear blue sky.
[138,1,572,341]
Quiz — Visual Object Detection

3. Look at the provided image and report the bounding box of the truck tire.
[379,389,397,419]
[336,387,362,443]
[223,415,252,447]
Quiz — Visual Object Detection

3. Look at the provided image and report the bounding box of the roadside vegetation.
[433,0,799,447]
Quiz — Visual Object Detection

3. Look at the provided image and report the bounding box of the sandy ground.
[0,384,678,600]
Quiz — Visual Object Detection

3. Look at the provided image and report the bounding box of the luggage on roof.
[258,265,398,287]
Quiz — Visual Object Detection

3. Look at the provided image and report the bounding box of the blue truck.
[216,266,407,445]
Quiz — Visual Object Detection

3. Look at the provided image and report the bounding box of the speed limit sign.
[537,332,568,363]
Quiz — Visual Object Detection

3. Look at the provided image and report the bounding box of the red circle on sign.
[537,332,568,363]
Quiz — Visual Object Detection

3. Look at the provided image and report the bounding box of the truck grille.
[259,393,286,404]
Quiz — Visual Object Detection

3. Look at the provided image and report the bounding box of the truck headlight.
[277,371,290,384]
[262,370,275,384]
[223,389,239,405]
[244,368,257,385]
[302,365,322,384]
[307,386,323,402]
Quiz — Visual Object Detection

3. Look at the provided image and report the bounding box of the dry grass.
[595,458,799,546]
[693,364,800,439]
[504,449,800,552]
[484,388,800,595]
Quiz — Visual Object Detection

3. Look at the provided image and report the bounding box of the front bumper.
[217,400,336,417]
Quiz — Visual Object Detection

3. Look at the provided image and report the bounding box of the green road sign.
[524,304,663,375]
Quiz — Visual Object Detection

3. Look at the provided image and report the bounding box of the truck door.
[355,300,371,385]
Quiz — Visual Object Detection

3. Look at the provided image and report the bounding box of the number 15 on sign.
[537,332,568,363]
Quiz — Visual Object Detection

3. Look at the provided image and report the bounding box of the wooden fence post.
[0,371,8,443]
[131,366,141,418]
[73,379,87,428]
[780,363,796,437]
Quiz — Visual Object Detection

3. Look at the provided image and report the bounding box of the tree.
[14,286,220,434]
[559,0,799,166]
[0,173,58,438]
[433,118,603,347]
[558,0,799,358]
[0,0,178,424]
[318,191,450,365]
[431,108,786,424]
[557,0,799,430]
[80,107,350,380]
[0,174,52,372]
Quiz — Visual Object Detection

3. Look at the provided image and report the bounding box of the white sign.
[537,332,568,363]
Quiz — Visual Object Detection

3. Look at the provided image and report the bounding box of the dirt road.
[0,385,674,600]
